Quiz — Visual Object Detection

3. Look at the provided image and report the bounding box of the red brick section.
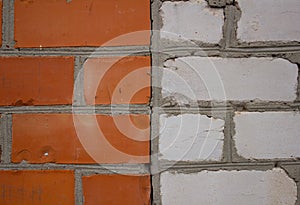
[0,57,74,106]
[84,56,151,105]
[0,170,74,205]
[12,114,150,164]
[14,0,150,47]
[82,174,151,205]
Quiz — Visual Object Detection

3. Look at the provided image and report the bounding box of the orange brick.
[0,170,74,205]
[14,0,150,47]
[0,57,74,106]
[12,114,150,164]
[82,174,151,205]
[84,56,151,105]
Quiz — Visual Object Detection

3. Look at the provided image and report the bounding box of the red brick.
[0,170,74,205]
[12,114,150,164]
[82,174,151,205]
[0,57,74,106]
[14,0,150,47]
[84,56,151,105]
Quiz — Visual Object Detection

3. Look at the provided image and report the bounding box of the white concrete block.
[159,114,224,161]
[160,0,224,44]
[234,112,300,159]
[161,168,297,205]
[237,0,300,42]
[162,57,298,103]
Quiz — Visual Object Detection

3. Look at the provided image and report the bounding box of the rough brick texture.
[161,168,297,205]
[12,114,150,164]
[234,112,300,160]
[0,170,74,205]
[160,0,224,44]
[0,57,74,106]
[237,0,300,42]
[162,57,298,102]
[82,174,151,205]
[159,114,224,161]
[14,0,150,47]
[84,56,151,105]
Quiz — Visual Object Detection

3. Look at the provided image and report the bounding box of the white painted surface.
[237,0,300,42]
[162,57,298,103]
[234,112,300,159]
[161,168,297,205]
[160,0,224,43]
[159,114,224,161]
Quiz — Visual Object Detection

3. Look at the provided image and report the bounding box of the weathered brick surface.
[14,0,150,47]
[0,57,74,106]
[160,0,224,44]
[159,114,225,161]
[84,56,151,105]
[0,170,75,205]
[234,112,300,160]
[12,114,150,164]
[237,0,300,42]
[161,168,297,205]
[82,174,151,205]
[162,57,298,102]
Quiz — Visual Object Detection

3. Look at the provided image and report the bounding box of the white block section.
[237,0,300,42]
[162,57,298,103]
[161,168,297,205]
[234,112,300,159]
[159,114,224,161]
[160,0,224,43]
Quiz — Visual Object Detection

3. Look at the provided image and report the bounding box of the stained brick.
[82,174,151,205]
[0,57,74,106]
[84,56,151,105]
[161,169,297,205]
[0,170,74,205]
[12,114,150,164]
[14,0,150,47]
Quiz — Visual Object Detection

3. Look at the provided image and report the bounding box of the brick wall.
[155,0,300,204]
[0,0,151,204]
[0,0,300,205]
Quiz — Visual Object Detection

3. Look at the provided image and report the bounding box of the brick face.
[161,169,297,205]
[234,112,300,160]
[237,0,300,42]
[14,0,150,47]
[0,57,74,106]
[0,170,75,205]
[84,56,151,105]
[160,0,224,44]
[12,114,150,164]
[159,114,225,161]
[82,174,151,205]
[162,57,298,102]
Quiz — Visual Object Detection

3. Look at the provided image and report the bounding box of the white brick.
[159,114,224,161]
[234,112,300,159]
[160,0,224,44]
[162,57,298,102]
[237,0,300,42]
[161,168,297,205]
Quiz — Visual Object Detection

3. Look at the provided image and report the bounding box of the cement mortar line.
[0,163,150,174]
[159,102,300,113]
[75,170,84,205]
[0,105,150,114]
[0,45,299,57]
[2,0,14,49]
[160,161,300,172]
[0,46,150,56]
